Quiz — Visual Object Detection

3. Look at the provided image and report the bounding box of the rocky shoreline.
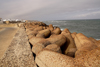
[0,21,100,67]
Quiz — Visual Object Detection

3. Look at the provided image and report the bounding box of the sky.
[0,0,100,21]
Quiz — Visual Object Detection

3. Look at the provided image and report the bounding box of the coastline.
[0,21,100,67]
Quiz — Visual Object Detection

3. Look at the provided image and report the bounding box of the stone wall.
[0,23,37,67]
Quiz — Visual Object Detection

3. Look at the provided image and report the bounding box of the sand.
[0,24,18,58]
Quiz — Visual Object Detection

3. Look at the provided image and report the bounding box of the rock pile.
[24,21,100,67]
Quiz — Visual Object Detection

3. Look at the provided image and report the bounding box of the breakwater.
[25,21,100,67]
[0,21,100,67]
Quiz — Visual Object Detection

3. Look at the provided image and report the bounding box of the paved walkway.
[0,27,18,58]
[0,26,36,67]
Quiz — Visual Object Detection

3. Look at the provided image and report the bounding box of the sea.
[43,19,100,40]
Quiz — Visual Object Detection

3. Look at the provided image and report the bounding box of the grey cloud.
[0,0,100,20]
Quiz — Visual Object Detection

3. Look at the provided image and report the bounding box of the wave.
[96,39,100,40]
[53,25,60,26]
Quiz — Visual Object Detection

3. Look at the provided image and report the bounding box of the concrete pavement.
[0,27,18,58]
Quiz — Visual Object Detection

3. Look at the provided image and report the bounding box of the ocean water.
[43,19,100,39]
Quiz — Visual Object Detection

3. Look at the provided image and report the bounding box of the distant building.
[2,19,25,24]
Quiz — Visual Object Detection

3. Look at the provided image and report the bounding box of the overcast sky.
[0,0,100,21]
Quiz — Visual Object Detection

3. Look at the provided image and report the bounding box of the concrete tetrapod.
[34,26,43,31]
[26,28,34,32]
[63,28,71,34]
[32,40,51,54]
[71,32,77,39]
[36,29,51,38]
[27,31,38,39]
[35,33,100,67]
[52,27,61,35]
[48,24,54,31]
[28,34,35,39]
[36,49,75,67]
[26,30,38,36]
[32,34,66,54]
[75,47,100,67]
[48,34,67,46]
[61,31,76,57]
[98,40,100,43]
[74,33,97,57]
[45,44,62,53]
[89,37,97,43]
[29,37,45,46]
[88,37,100,47]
